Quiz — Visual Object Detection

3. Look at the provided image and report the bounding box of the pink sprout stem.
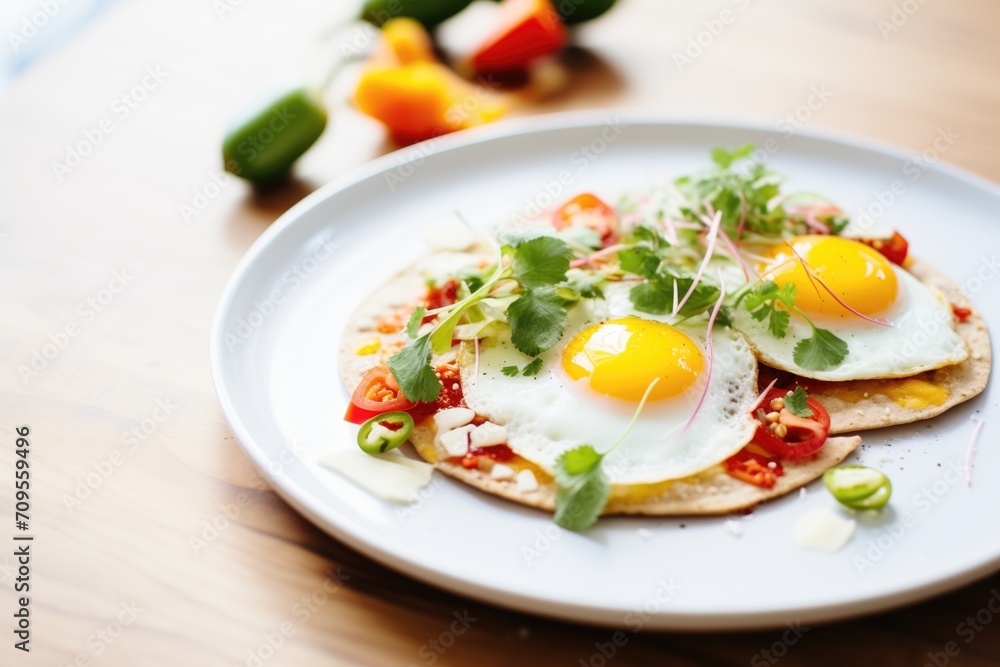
[680,271,727,436]
[748,377,779,415]
[784,243,893,328]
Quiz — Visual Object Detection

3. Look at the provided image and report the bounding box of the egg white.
[731,264,968,380]
[460,284,759,485]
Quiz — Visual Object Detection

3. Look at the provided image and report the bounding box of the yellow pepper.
[355,18,506,145]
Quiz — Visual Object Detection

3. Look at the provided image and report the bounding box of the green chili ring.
[823,465,892,510]
[357,411,415,455]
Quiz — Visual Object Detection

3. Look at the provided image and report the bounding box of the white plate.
[211,112,999,630]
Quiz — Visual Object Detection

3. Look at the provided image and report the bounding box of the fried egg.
[732,235,968,381]
[461,284,759,485]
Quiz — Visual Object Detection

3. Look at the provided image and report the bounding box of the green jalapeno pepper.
[357,411,415,455]
[823,465,892,510]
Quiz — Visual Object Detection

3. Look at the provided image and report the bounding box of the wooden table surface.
[2,0,999,664]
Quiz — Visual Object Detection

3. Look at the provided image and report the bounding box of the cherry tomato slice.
[752,388,831,459]
[725,448,783,489]
[553,193,619,246]
[344,366,416,424]
[858,231,909,265]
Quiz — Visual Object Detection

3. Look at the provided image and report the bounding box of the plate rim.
[210,110,999,630]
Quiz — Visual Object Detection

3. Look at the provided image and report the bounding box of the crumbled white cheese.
[437,425,475,458]
[433,407,475,431]
[799,487,807,499]
[319,450,434,503]
[490,463,515,480]
[724,520,744,537]
[793,506,856,552]
[471,421,508,447]
[637,528,652,540]
[516,469,539,493]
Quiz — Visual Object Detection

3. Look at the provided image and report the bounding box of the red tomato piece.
[725,448,784,489]
[344,366,416,424]
[858,231,909,265]
[471,0,567,74]
[751,388,831,459]
[553,193,619,246]
[461,443,516,469]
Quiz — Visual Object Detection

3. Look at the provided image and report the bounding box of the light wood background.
[1,0,999,664]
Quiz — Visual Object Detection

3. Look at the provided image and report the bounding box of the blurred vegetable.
[356,18,506,144]
[222,87,328,186]
[553,0,617,24]
[361,0,475,30]
[472,0,567,74]
[492,0,618,25]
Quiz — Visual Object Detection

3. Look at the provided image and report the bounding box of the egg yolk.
[561,318,704,402]
[764,235,898,318]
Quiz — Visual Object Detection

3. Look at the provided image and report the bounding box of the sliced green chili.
[222,87,328,186]
[823,465,892,510]
[357,411,414,455]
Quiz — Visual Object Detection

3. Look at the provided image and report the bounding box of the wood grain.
[1,0,999,664]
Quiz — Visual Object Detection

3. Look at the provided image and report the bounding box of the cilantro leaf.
[784,386,813,417]
[794,327,849,371]
[506,288,568,357]
[628,276,720,317]
[743,281,795,339]
[678,146,788,237]
[710,143,754,168]
[511,236,572,289]
[768,309,791,339]
[617,246,660,279]
[405,307,425,338]
[386,333,441,403]
[522,358,543,377]
[628,280,674,315]
[553,445,610,532]
[674,278,721,317]
[565,269,605,299]
[501,365,519,377]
